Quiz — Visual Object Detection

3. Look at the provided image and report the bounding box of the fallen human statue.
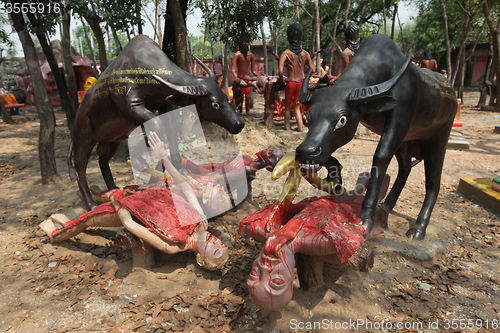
[240,153,389,310]
[40,133,285,270]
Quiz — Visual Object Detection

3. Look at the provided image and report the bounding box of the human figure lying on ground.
[421,50,438,71]
[231,44,259,114]
[241,170,390,310]
[279,23,315,132]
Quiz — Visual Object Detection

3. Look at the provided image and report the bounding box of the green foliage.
[0,11,14,49]
[402,0,489,61]
[198,0,268,50]
[189,34,222,58]
[71,0,140,33]
[73,25,129,60]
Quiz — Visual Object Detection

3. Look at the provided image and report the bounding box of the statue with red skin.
[231,43,259,114]
[240,154,389,310]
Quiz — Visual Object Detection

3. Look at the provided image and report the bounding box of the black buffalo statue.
[297,34,457,240]
[69,35,244,210]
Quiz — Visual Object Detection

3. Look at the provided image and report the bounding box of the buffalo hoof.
[362,218,374,238]
[406,227,426,240]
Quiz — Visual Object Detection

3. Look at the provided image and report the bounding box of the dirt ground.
[0,90,499,333]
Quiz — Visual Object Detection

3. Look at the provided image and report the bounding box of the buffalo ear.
[364,95,397,113]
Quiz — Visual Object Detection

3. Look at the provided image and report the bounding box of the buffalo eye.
[335,115,347,130]
[212,102,220,110]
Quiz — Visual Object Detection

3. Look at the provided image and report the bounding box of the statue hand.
[148,131,168,160]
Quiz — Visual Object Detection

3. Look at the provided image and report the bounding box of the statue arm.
[278,52,286,82]
[341,49,350,67]
[306,52,316,74]
[231,53,239,79]
[250,54,258,77]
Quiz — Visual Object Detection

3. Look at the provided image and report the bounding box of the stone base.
[458,178,500,214]
[447,131,470,149]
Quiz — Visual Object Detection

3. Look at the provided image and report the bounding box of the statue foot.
[406,227,426,240]
[50,214,71,227]
[39,219,56,241]
[365,227,385,240]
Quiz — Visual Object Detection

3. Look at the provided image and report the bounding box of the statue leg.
[97,142,120,190]
[233,82,243,113]
[244,93,251,114]
[407,131,450,240]
[293,103,304,131]
[382,141,413,210]
[284,103,291,130]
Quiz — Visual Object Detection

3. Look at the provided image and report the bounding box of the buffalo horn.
[152,74,208,96]
[193,55,216,81]
[299,69,314,106]
[349,55,412,105]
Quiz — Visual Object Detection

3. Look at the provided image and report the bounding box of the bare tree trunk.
[269,20,279,75]
[450,1,482,87]
[156,0,163,48]
[136,0,143,34]
[328,1,343,71]
[29,11,75,132]
[344,0,351,27]
[314,0,321,72]
[0,99,14,124]
[482,0,500,112]
[168,0,189,71]
[80,17,99,77]
[111,26,123,53]
[223,41,230,90]
[382,0,387,35]
[391,3,398,39]
[84,14,108,71]
[10,10,58,184]
[260,22,268,75]
[62,9,79,115]
[439,0,452,79]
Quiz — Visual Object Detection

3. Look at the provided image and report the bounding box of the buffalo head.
[153,57,244,134]
[295,56,411,169]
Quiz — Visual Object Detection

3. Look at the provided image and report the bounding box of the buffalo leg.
[97,142,120,190]
[406,135,449,240]
[382,141,413,210]
[360,117,408,235]
[73,131,98,210]
[233,81,243,113]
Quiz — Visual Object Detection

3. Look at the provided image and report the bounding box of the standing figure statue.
[231,43,259,114]
[279,23,315,132]
[421,50,438,71]
[341,23,360,68]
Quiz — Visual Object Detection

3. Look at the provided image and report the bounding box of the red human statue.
[420,50,438,71]
[231,44,259,114]
[279,23,315,131]
[341,23,360,68]
[240,154,389,310]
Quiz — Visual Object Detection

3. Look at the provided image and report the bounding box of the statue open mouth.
[298,162,321,173]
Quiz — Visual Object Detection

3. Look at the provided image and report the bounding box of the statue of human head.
[238,43,249,58]
[287,23,303,55]
[423,49,433,60]
[194,231,229,270]
[344,23,360,52]
[247,245,300,310]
